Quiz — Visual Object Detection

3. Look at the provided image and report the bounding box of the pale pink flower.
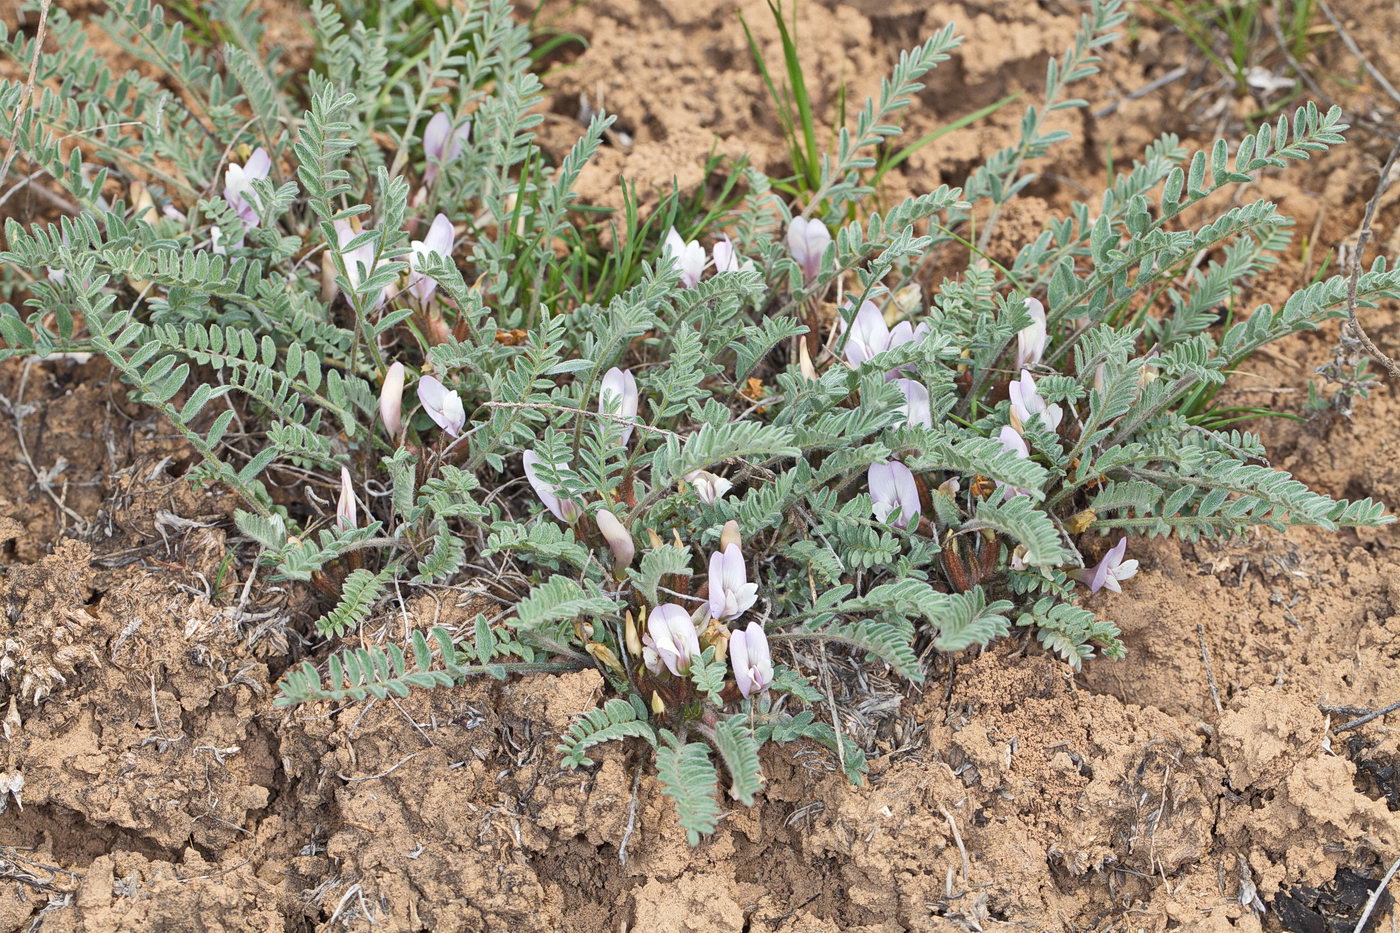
[408,213,454,304]
[1078,537,1139,594]
[1008,369,1063,433]
[521,450,583,523]
[416,374,465,436]
[840,300,930,374]
[644,603,702,676]
[787,216,831,283]
[595,509,634,571]
[868,460,921,528]
[380,361,405,439]
[598,367,640,444]
[223,148,271,226]
[664,227,707,288]
[895,378,933,429]
[333,219,387,311]
[711,235,739,273]
[729,621,773,698]
[708,543,758,621]
[686,469,733,505]
[336,466,358,530]
[996,425,1032,501]
[423,112,470,186]
[1016,297,1047,369]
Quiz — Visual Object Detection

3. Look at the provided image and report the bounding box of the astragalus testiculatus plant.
[0,0,1392,841]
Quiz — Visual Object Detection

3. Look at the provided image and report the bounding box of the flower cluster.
[511,367,773,703]
[859,292,1138,596]
[357,305,777,705]
[664,227,749,287]
[786,216,830,283]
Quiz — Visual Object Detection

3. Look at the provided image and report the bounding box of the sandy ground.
[2,0,1400,930]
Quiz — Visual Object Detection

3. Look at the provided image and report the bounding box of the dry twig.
[1273,10,1396,141]
[0,0,51,186]
[1342,144,1400,380]
[1316,0,1400,111]
[1334,698,1400,733]
[939,805,971,886]
[1352,853,1400,933]
[617,762,643,866]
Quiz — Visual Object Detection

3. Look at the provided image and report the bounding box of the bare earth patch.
[3,0,1400,930]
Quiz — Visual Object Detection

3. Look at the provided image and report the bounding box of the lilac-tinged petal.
[881,319,930,379]
[707,549,726,621]
[686,469,733,504]
[423,212,454,254]
[869,460,920,528]
[663,227,707,287]
[680,241,707,287]
[333,219,355,249]
[721,543,746,593]
[595,509,634,571]
[891,461,922,529]
[1009,368,1062,433]
[995,425,1032,500]
[521,450,581,523]
[729,621,773,698]
[416,374,465,436]
[422,112,466,186]
[709,543,756,621]
[999,424,1029,458]
[450,121,471,159]
[1079,537,1137,594]
[730,626,753,696]
[895,378,932,429]
[787,216,831,282]
[599,367,639,444]
[521,450,561,520]
[888,321,915,348]
[243,148,271,180]
[851,304,887,344]
[712,235,739,273]
[336,466,358,530]
[1008,370,1034,429]
[332,220,387,310]
[379,361,405,439]
[408,213,455,304]
[868,461,897,523]
[1016,297,1047,369]
[664,227,686,263]
[745,620,771,673]
[424,112,451,159]
[648,603,700,675]
[223,149,270,226]
[844,300,890,368]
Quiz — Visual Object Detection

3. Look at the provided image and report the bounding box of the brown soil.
[4,1,1400,931]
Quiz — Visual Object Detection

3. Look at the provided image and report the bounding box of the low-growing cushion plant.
[0,0,1393,842]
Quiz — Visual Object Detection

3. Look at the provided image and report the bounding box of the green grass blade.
[875,91,1023,185]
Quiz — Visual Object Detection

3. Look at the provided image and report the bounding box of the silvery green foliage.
[1,0,1393,844]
